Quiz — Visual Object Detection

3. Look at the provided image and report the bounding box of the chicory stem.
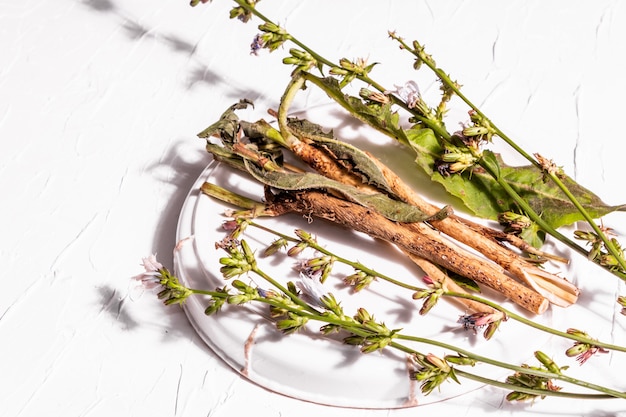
[445,291,626,353]
[450,368,615,400]
[547,171,626,275]
[246,265,626,399]
[391,34,626,279]
[211,250,625,399]
[232,0,626,282]
[243,219,626,353]
[477,160,587,255]
[391,335,626,400]
[257,291,620,398]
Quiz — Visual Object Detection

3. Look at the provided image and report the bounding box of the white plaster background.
[1,1,625,416]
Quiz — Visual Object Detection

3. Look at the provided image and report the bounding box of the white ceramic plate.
[172,105,580,409]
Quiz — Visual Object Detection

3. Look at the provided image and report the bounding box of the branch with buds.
[190,0,626,302]
[132,0,626,406]
[132,248,626,401]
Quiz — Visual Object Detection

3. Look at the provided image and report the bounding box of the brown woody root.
[285,133,577,308]
[405,252,498,315]
[365,153,579,307]
[262,187,549,315]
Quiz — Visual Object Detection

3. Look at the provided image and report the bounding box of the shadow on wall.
[81,0,197,55]
[79,0,253,97]
[146,143,208,268]
[80,0,265,267]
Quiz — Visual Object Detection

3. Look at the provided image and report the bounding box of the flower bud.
[262,238,288,257]
[444,354,476,366]
[600,253,618,268]
[462,125,489,137]
[359,88,390,104]
[506,391,532,402]
[411,289,431,299]
[426,353,450,372]
[421,275,435,285]
[282,56,300,65]
[294,229,313,241]
[258,22,282,34]
[219,257,240,267]
[329,66,349,75]
[483,320,501,340]
[287,242,308,257]
[288,48,309,59]
[354,307,373,324]
[498,211,533,235]
[343,335,365,346]
[361,340,384,354]
[565,328,588,338]
[534,351,561,374]
[276,314,309,334]
[338,57,357,71]
[231,279,251,291]
[222,219,239,232]
[419,294,439,315]
[227,294,250,305]
[240,240,255,262]
[573,230,596,242]
[204,299,225,316]
[565,343,590,358]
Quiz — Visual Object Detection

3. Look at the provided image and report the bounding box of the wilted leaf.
[243,159,449,223]
[197,99,253,143]
[287,117,398,196]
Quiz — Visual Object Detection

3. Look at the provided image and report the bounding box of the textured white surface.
[1,1,626,416]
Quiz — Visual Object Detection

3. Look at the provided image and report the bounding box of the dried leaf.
[287,117,397,196]
[243,159,449,223]
[197,99,254,143]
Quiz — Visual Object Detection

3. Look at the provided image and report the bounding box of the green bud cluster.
[505,351,567,402]
[410,353,460,395]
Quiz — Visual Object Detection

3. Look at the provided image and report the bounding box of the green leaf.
[448,272,481,293]
[405,128,626,229]
[310,76,409,144]
[243,159,449,223]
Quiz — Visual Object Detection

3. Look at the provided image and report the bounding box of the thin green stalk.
[548,171,626,274]
[233,0,626,280]
[478,159,589,257]
[234,0,450,141]
[300,72,451,142]
[190,288,225,297]
[446,291,626,353]
[452,368,615,400]
[298,45,625,280]
[391,34,626,279]
[244,220,626,353]
[252,263,320,315]
[392,335,626,399]
[251,220,417,291]
[277,74,305,145]
[164,251,624,399]
[392,35,535,164]
[191,266,624,399]
[480,160,626,280]
[231,0,334,69]
[242,0,626,281]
